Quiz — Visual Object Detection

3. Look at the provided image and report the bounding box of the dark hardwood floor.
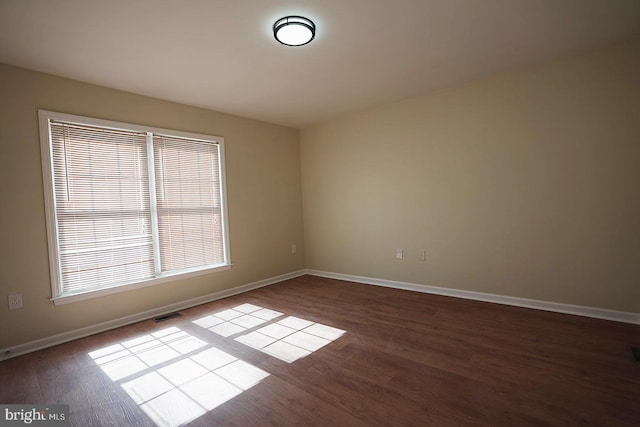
[1,275,639,426]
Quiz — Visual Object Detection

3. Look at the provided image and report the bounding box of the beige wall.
[0,64,305,349]
[301,40,640,313]
[1,39,639,351]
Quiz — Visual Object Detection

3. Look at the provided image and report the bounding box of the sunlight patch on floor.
[89,327,269,427]
[237,316,346,363]
[193,304,347,364]
[88,303,346,426]
[88,327,208,381]
[193,304,283,337]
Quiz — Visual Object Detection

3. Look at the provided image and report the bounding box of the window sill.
[50,263,232,306]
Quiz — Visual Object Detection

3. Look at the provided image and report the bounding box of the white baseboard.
[1,270,306,360]
[4,268,637,359]
[305,269,640,325]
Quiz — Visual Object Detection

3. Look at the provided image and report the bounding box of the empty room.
[1,1,639,426]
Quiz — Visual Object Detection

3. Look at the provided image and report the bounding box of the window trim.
[38,110,232,306]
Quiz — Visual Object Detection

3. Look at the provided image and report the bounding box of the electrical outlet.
[8,293,23,310]
[396,249,403,259]
[291,244,297,254]
[419,250,426,261]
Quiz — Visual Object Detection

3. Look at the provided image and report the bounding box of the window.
[39,110,230,304]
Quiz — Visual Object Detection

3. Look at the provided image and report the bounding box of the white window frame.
[39,110,231,305]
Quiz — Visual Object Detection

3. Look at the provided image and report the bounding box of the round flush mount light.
[273,16,315,46]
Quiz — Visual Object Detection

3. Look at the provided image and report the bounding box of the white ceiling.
[1,0,639,129]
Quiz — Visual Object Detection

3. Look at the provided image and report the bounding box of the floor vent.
[631,346,640,362]
[153,312,182,323]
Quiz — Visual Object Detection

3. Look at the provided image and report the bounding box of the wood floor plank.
[1,275,639,426]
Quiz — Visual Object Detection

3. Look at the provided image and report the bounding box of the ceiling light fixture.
[273,16,315,46]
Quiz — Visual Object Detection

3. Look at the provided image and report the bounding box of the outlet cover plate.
[8,293,23,310]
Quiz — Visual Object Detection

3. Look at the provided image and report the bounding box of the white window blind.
[154,135,225,271]
[40,111,230,303]
[50,121,153,294]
